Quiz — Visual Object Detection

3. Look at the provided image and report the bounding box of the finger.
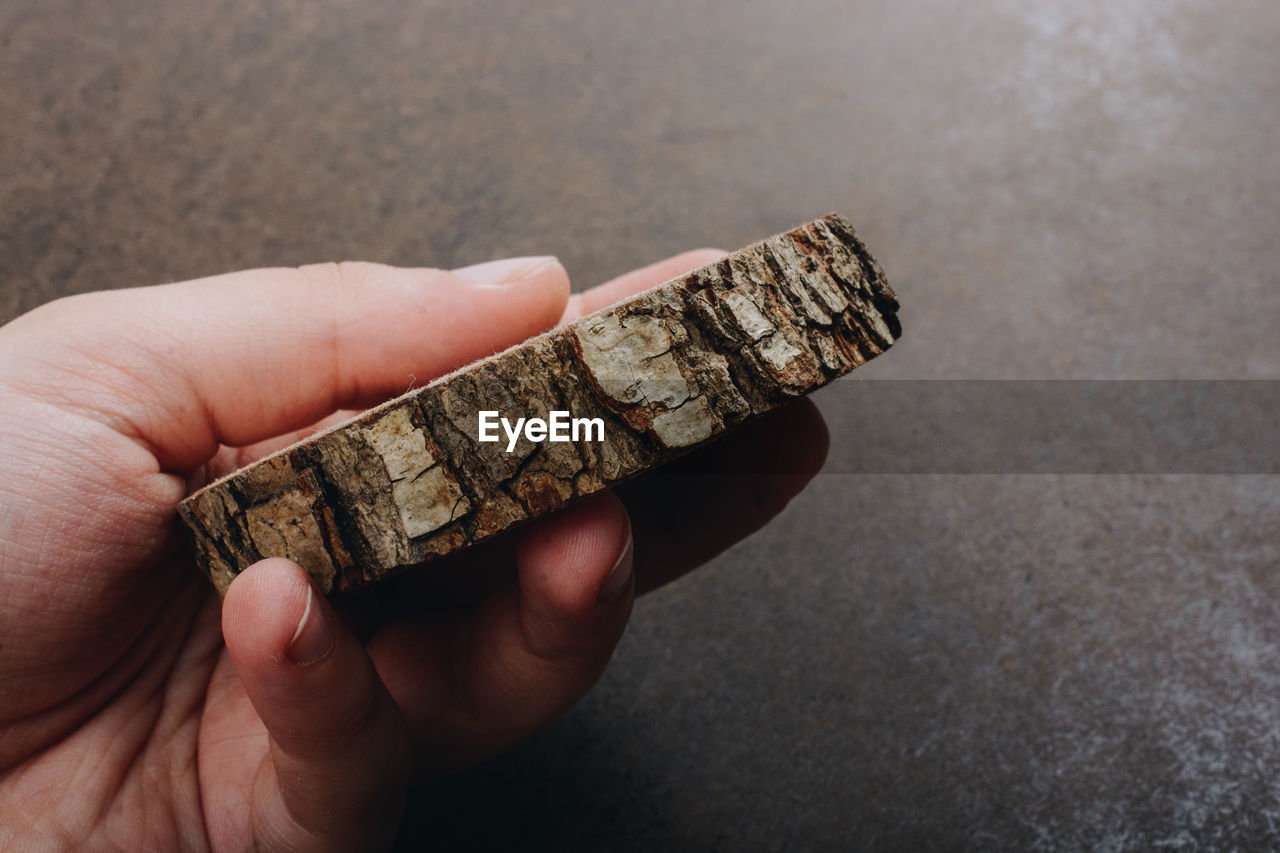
[200,407,362,487]
[222,558,412,851]
[198,249,727,509]
[366,492,634,779]
[234,408,362,464]
[617,397,830,594]
[559,248,726,324]
[335,399,827,628]
[1,256,570,471]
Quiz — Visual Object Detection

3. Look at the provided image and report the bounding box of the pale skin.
[0,250,829,851]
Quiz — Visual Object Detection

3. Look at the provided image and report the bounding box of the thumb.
[223,558,411,852]
[0,255,570,472]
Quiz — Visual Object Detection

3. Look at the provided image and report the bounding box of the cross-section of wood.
[179,213,901,596]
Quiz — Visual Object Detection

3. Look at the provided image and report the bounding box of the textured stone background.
[3,1,1278,849]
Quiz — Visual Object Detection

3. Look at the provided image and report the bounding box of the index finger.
[558,248,727,325]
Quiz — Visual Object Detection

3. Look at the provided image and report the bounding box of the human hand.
[0,250,828,850]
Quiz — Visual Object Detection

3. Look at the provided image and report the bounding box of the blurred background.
[3,0,1278,848]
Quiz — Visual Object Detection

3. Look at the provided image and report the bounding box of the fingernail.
[597,517,635,603]
[285,584,334,666]
[452,256,559,286]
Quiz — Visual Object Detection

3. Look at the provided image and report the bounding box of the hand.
[0,251,828,850]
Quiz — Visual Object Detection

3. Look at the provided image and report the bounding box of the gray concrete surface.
[3,0,1277,848]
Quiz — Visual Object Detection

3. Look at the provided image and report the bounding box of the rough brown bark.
[179,213,901,596]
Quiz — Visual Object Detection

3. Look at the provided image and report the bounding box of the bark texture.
[179,213,901,596]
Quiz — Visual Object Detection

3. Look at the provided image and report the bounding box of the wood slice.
[179,213,901,596]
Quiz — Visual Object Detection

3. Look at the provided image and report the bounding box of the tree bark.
[179,213,901,596]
